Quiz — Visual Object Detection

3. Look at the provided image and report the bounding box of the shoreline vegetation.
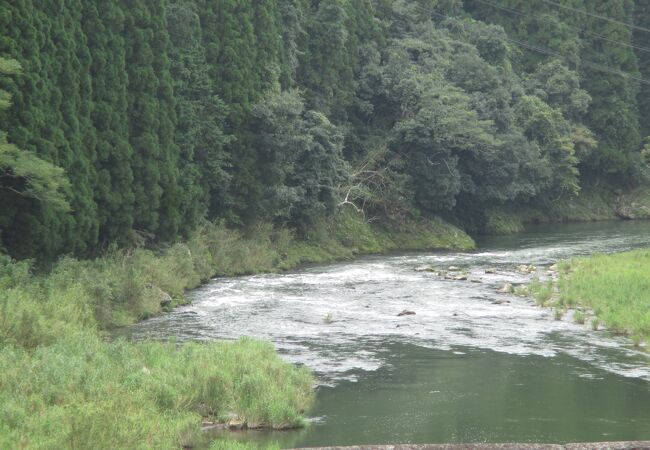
[481,186,650,235]
[0,209,473,450]
[528,250,650,347]
[2,199,650,449]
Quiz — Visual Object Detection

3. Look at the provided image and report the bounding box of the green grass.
[558,249,650,343]
[524,250,650,344]
[527,279,554,306]
[573,310,586,325]
[482,209,525,235]
[0,333,313,449]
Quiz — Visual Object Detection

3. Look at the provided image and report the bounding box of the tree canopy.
[1,0,648,259]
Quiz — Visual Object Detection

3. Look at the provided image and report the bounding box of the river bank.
[3,212,650,449]
[480,186,650,235]
[0,209,472,449]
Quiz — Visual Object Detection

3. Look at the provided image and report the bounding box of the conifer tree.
[166,0,231,224]
[82,1,136,245]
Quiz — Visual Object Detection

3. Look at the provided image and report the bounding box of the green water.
[210,342,650,448]
[298,344,649,446]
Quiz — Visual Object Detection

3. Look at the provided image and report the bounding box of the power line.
[472,0,650,54]
[504,34,650,86]
[408,4,650,86]
[538,0,650,35]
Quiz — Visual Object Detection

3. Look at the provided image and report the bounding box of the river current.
[125,220,650,447]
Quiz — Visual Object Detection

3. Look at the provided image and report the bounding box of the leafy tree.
[250,90,346,224]
[526,59,591,121]
[635,0,650,138]
[515,95,579,196]
[121,0,181,239]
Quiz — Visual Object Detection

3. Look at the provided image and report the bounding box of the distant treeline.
[1,0,649,259]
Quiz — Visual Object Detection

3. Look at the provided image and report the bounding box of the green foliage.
[481,209,524,235]
[635,1,650,138]
[251,90,346,224]
[82,1,135,245]
[0,56,72,253]
[514,95,579,196]
[467,0,642,179]
[0,140,71,212]
[166,1,232,225]
[1,0,649,259]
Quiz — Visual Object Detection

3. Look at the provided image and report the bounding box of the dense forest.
[1,0,650,260]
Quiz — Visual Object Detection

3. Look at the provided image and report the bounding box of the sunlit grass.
[558,249,650,343]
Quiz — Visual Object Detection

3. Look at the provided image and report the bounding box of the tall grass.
[558,250,650,343]
[527,279,554,306]
[0,333,313,449]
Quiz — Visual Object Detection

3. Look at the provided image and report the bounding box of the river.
[124,220,650,448]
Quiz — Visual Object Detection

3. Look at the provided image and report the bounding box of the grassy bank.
[529,250,650,345]
[481,185,650,235]
[0,209,472,449]
[2,208,473,335]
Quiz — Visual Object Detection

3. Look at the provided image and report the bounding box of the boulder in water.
[497,282,514,294]
[159,291,172,308]
[491,299,511,305]
[444,273,467,281]
[516,264,537,274]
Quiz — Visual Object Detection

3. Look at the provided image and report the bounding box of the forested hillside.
[2,0,650,260]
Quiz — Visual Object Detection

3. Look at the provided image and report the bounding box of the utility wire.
[472,0,650,54]
[408,4,650,86]
[504,34,650,86]
[538,0,650,35]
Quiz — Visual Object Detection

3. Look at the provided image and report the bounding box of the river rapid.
[125,220,650,447]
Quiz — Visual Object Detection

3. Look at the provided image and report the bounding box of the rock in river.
[497,282,514,294]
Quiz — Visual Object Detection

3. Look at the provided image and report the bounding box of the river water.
[125,221,650,447]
